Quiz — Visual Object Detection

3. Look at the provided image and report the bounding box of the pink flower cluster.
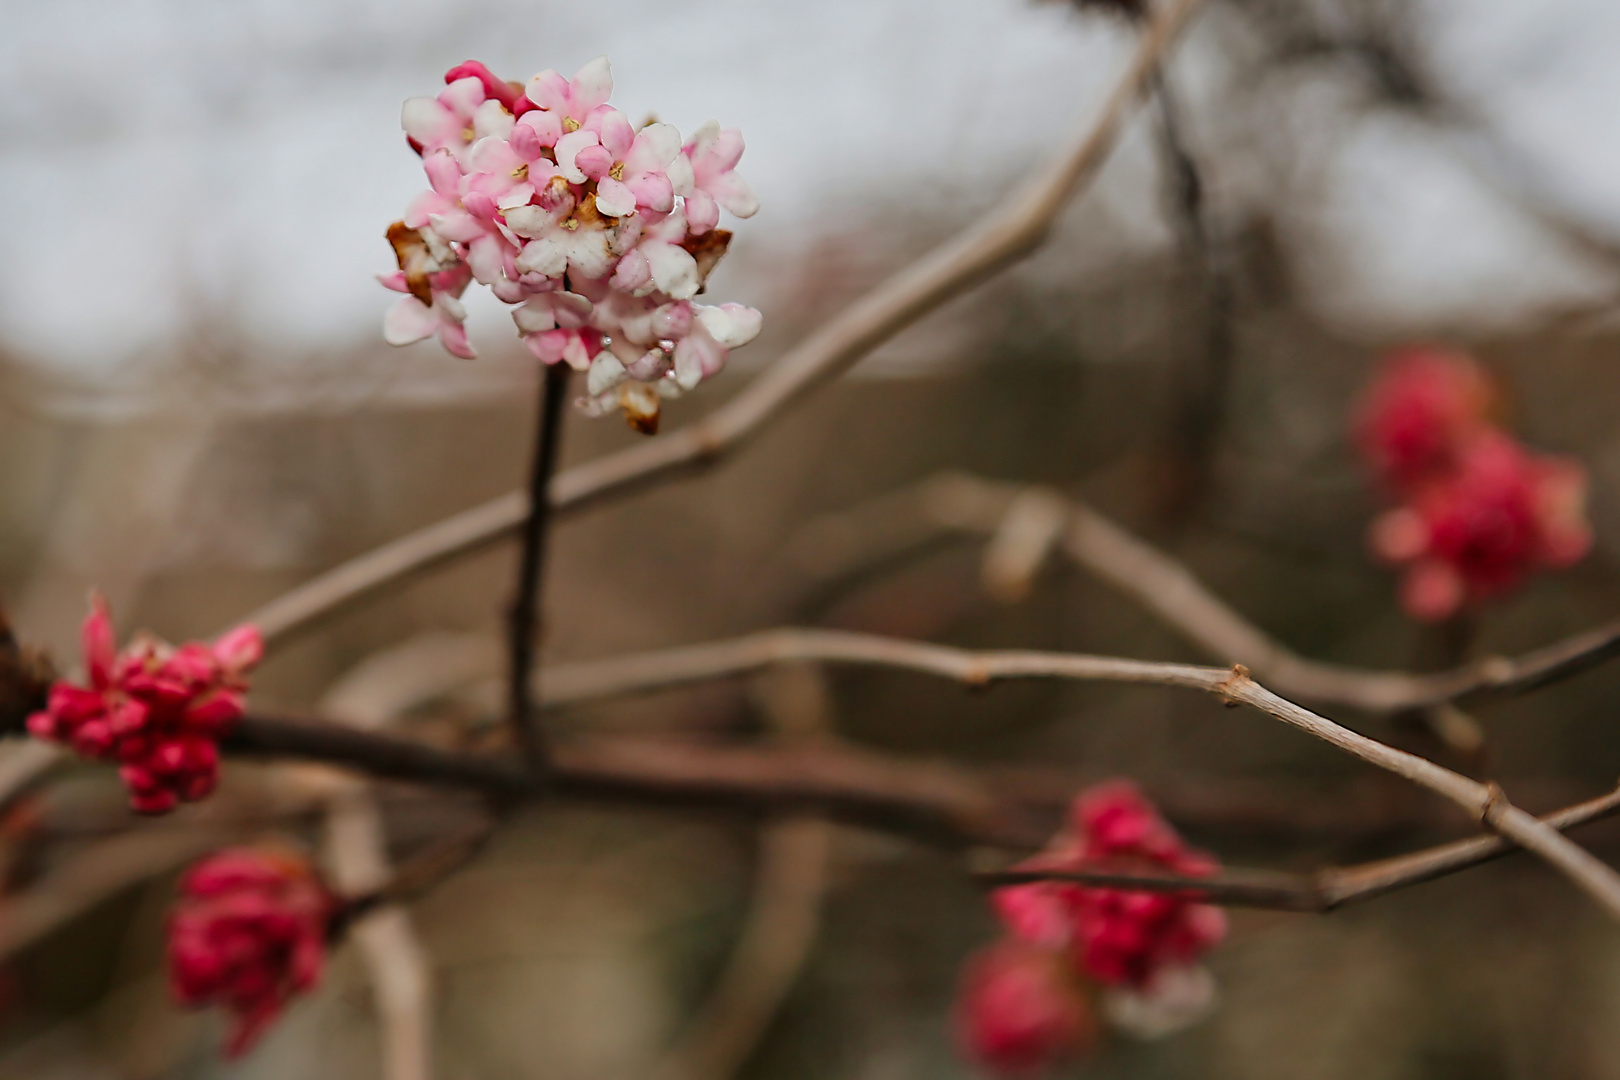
[26,597,262,814]
[168,848,336,1057]
[957,782,1226,1075]
[382,58,763,433]
[1355,347,1592,622]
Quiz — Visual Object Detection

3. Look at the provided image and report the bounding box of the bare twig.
[218,710,1620,916]
[235,0,1208,648]
[978,782,1620,912]
[508,364,571,777]
[262,620,1620,918]
[796,472,1620,712]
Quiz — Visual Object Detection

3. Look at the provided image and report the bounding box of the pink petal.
[439,319,476,360]
[439,76,486,118]
[525,70,570,114]
[592,108,634,160]
[212,624,263,673]
[555,128,600,183]
[383,296,438,346]
[574,144,613,181]
[423,149,462,196]
[595,177,637,218]
[626,173,674,214]
[516,109,563,150]
[684,189,721,235]
[82,593,117,689]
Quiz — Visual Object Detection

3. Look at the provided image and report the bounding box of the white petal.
[515,237,568,277]
[665,153,694,197]
[672,337,705,390]
[647,243,699,300]
[554,291,595,327]
[441,77,486,117]
[565,229,616,280]
[587,352,628,396]
[401,97,451,141]
[473,99,514,140]
[572,56,613,112]
[712,172,760,219]
[384,296,437,345]
[633,122,682,169]
[686,120,720,154]
[696,303,763,348]
[513,299,558,334]
[503,205,557,239]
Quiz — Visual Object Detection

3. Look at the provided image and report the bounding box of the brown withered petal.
[386,221,435,305]
[680,229,733,292]
[620,383,661,435]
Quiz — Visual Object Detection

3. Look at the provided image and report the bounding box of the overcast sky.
[2,0,1618,389]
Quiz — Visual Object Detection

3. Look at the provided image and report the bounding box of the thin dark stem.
[1150,65,1236,521]
[508,362,572,777]
[220,713,1620,913]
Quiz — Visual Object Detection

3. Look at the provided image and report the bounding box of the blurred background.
[6,0,1620,1076]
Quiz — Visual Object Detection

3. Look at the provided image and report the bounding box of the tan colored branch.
[237,0,1208,647]
[788,472,1620,713]
[546,626,1620,919]
[655,666,836,1080]
[979,782,1620,912]
[233,620,1620,919]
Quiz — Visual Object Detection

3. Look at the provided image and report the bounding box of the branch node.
[1214,663,1251,707]
[1480,781,1510,832]
[962,665,993,692]
[1477,655,1515,686]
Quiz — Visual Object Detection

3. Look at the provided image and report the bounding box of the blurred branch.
[221,625,1620,919]
[235,0,1208,648]
[1149,64,1238,517]
[222,620,1620,917]
[783,473,1620,712]
[0,824,235,961]
[978,782,1620,912]
[222,709,1620,916]
[655,665,836,1080]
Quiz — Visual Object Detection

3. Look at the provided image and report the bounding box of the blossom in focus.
[168,847,337,1057]
[957,941,1098,1076]
[957,782,1225,1074]
[26,596,262,814]
[1356,347,1592,622]
[382,57,763,432]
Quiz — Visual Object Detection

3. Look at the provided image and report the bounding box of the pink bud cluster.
[957,782,1226,1075]
[382,58,763,434]
[168,848,336,1057]
[26,597,262,814]
[1355,347,1592,622]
